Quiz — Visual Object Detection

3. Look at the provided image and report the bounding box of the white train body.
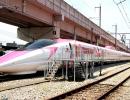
[0,39,130,75]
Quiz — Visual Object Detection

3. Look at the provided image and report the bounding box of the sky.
[0,22,27,45]
[65,0,130,32]
[0,0,130,46]
[65,0,130,45]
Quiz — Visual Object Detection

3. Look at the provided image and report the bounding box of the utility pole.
[113,25,117,49]
[95,5,101,46]
[129,39,130,48]
[127,39,130,48]
[95,5,101,27]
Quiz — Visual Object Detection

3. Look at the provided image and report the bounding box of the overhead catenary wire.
[117,0,126,5]
[113,0,130,29]
[120,1,130,23]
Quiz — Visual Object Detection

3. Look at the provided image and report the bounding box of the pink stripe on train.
[48,47,57,59]
[0,51,28,64]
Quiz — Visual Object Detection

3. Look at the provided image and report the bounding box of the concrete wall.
[17,27,60,42]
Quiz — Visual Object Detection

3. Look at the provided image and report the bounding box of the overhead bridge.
[0,0,129,52]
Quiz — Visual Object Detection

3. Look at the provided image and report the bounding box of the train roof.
[19,38,130,56]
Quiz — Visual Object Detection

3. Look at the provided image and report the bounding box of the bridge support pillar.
[17,27,60,42]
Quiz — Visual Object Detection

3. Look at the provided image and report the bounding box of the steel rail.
[49,66,130,100]
[0,74,50,92]
[97,74,130,100]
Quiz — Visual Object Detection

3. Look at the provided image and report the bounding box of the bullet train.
[0,38,130,75]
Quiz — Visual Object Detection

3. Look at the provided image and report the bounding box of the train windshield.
[22,39,56,50]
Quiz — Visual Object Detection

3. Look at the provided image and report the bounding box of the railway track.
[98,73,130,99]
[0,73,50,92]
[105,73,130,99]
[49,66,130,100]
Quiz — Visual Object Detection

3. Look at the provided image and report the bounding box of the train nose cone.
[0,51,29,73]
[0,51,28,66]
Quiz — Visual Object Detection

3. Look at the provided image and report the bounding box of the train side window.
[23,39,56,50]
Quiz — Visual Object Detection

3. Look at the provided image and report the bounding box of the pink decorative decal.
[48,47,57,59]
[95,48,102,57]
[75,44,81,57]
[0,51,28,64]
[105,46,115,50]
[54,38,71,43]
